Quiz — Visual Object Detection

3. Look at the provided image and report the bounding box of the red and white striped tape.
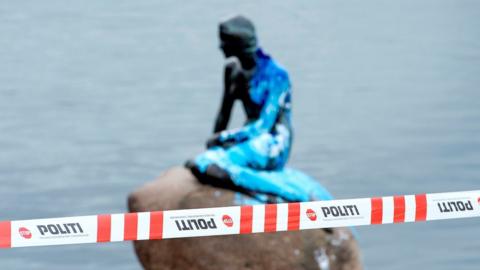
[1,190,479,248]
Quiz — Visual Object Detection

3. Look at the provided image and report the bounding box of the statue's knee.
[184,159,196,170]
[206,164,230,181]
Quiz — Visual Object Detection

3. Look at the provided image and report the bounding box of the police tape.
[1,190,479,248]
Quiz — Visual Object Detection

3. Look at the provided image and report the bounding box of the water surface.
[1,1,479,269]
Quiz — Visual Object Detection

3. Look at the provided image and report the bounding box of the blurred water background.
[1,0,479,269]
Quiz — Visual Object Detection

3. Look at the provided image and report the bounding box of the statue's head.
[219,15,257,58]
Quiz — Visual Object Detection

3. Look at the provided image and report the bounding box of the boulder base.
[128,166,363,270]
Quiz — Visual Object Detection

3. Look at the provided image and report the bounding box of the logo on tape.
[222,215,234,227]
[437,200,474,213]
[306,209,317,221]
[18,227,32,239]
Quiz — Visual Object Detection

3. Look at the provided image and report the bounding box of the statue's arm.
[213,61,237,133]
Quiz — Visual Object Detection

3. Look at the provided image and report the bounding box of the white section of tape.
[427,192,480,221]
[276,203,289,232]
[252,205,265,233]
[11,216,97,248]
[137,212,150,241]
[110,214,124,242]
[382,196,394,224]
[404,195,416,222]
[317,198,372,228]
[162,207,240,239]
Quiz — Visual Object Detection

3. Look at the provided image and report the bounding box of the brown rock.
[128,166,363,270]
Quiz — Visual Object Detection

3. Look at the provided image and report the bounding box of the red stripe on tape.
[371,197,383,224]
[393,196,406,223]
[240,206,253,234]
[149,211,163,240]
[124,213,138,241]
[264,204,277,232]
[0,221,11,248]
[97,215,111,242]
[287,203,300,231]
[415,194,427,221]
